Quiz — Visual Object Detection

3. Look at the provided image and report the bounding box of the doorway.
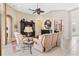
[5,15,12,44]
[71,16,79,37]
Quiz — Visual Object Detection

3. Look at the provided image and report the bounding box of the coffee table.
[23,39,34,54]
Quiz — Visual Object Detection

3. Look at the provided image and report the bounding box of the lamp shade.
[24,26,33,33]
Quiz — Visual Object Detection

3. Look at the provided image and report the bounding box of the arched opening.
[5,15,12,45]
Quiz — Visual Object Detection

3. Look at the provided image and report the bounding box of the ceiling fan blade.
[28,8,35,11]
[33,11,37,14]
[40,10,45,13]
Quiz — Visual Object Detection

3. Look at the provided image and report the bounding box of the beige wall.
[6,4,71,39]
[1,4,71,44]
[1,4,36,44]
[35,10,70,39]
[0,4,1,55]
[1,4,5,45]
[6,4,35,33]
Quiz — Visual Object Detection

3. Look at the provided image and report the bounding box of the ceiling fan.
[28,3,45,15]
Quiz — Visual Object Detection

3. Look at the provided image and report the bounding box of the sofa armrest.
[56,32,62,46]
[33,37,44,52]
[33,38,39,44]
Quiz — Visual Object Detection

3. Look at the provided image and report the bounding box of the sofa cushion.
[56,32,62,46]
[44,34,53,52]
[52,33,58,47]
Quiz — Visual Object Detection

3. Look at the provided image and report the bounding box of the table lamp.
[24,26,33,41]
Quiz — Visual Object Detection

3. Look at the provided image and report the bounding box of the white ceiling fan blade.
[33,11,36,14]
[40,10,45,13]
[28,8,35,11]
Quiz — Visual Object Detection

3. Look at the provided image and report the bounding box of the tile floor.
[2,36,79,56]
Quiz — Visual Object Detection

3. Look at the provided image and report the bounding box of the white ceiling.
[7,3,79,15]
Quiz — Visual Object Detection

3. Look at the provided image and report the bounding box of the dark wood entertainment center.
[20,19,35,37]
[41,29,52,34]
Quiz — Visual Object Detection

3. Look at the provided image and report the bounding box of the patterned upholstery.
[56,32,62,46]
[43,34,53,52]
[33,32,62,52]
